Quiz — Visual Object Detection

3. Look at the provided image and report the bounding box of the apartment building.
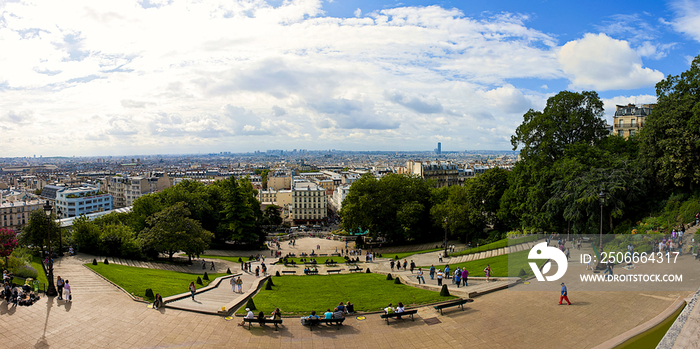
[612,103,654,138]
[291,182,327,225]
[105,173,170,208]
[55,185,113,218]
[405,160,459,188]
[0,200,43,231]
[331,184,351,211]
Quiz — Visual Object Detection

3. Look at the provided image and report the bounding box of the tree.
[140,202,213,261]
[511,90,607,164]
[263,205,283,226]
[20,209,60,250]
[71,215,101,254]
[214,176,264,245]
[340,174,434,243]
[639,55,700,191]
[0,228,18,266]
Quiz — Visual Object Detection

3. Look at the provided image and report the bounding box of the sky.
[1,0,700,156]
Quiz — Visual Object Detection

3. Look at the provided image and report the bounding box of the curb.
[223,275,271,316]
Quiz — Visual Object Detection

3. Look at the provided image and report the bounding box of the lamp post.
[443,217,448,258]
[598,191,606,253]
[43,200,58,297]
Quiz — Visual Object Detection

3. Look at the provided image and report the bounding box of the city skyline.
[1,0,699,156]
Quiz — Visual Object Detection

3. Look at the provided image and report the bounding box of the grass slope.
[86,263,227,300]
[420,250,544,280]
[238,273,455,316]
[450,235,542,257]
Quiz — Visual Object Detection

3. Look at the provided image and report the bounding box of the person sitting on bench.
[301,310,319,325]
[384,303,394,315]
[269,308,281,320]
[324,308,333,319]
[257,311,266,322]
[238,308,255,326]
[332,307,345,319]
[395,302,405,319]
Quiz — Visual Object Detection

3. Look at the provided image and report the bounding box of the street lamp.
[598,191,606,253]
[43,200,58,297]
[56,208,63,256]
[443,217,448,258]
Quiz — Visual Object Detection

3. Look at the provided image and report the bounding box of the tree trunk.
[168,251,174,262]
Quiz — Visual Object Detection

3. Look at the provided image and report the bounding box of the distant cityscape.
[0,146,518,232]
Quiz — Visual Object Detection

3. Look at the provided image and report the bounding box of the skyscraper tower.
[436,142,442,155]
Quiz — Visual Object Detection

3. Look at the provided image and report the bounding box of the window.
[629,130,635,136]
[618,130,624,136]
[630,119,636,127]
[619,120,624,128]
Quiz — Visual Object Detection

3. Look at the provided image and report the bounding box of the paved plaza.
[0,235,697,348]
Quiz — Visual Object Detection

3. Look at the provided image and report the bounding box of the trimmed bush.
[226,268,231,274]
[394,255,399,260]
[393,277,401,285]
[144,288,154,299]
[275,271,281,277]
[92,259,98,266]
[196,276,203,285]
[440,285,450,297]
[265,279,273,290]
[267,278,275,287]
[238,257,243,263]
[245,297,256,310]
[386,273,393,281]
[203,272,209,281]
[104,259,109,265]
[518,268,527,277]
[365,268,371,273]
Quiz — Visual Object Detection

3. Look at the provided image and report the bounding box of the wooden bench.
[325,262,338,266]
[305,270,319,275]
[283,262,297,267]
[281,271,297,275]
[327,269,341,274]
[433,299,474,315]
[349,267,362,273]
[319,254,328,256]
[304,317,345,331]
[303,262,317,266]
[243,318,283,330]
[379,309,418,324]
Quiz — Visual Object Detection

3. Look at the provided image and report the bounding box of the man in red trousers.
[559,282,571,305]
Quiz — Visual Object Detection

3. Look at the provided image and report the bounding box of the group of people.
[239,307,282,326]
[303,267,319,274]
[2,282,41,307]
[383,302,406,318]
[300,301,354,324]
[428,264,477,286]
[229,276,244,293]
[390,259,413,271]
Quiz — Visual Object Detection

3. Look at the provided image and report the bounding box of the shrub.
[92,259,98,266]
[203,272,209,281]
[393,277,401,285]
[245,298,256,310]
[440,285,450,297]
[275,271,281,277]
[267,278,275,287]
[265,279,273,290]
[386,273,393,281]
[226,268,231,274]
[238,257,243,263]
[365,268,371,273]
[145,288,154,299]
[196,277,203,285]
[104,259,109,265]
[14,264,38,279]
[518,268,527,277]
[394,255,399,260]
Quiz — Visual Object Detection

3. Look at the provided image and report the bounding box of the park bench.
[325,262,338,266]
[304,262,317,266]
[304,317,345,331]
[433,298,474,315]
[305,270,319,275]
[243,318,283,330]
[283,262,297,267]
[348,267,362,273]
[327,269,341,274]
[319,254,328,256]
[281,271,297,275]
[380,309,418,324]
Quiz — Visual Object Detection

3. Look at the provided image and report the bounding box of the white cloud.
[558,33,664,91]
[354,8,361,17]
[670,0,700,42]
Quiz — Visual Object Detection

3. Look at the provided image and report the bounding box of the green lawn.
[238,273,455,316]
[419,250,544,280]
[388,248,443,261]
[86,263,227,300]
[450,235,542,257]
[195,255,247,263]
[277,256,350,264]
[31,256,49,287]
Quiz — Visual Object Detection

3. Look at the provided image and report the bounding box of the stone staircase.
[447,241,539,264]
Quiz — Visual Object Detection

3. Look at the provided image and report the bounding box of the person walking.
[56,276,64,300]
[417,268,425,284]
[437,269,443,286]
[455,270,461,288]
[462,269,468,286]
[230,276,236,293]
[202,259,206,270]
[430,265,435,279]
[210,261,215,271]
[236,277,243,293]
[484,265,491,283]
[390,260,395,271]
[189,281,196,301]
[410,260,415,273]
[63,280,71,302]
[559,282,571,305]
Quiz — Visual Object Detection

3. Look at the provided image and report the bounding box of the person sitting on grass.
[337,302,345,313]
[238,307,255,326]
[346,301,354,313]
[324,308,333,319]
[332,307,345,319]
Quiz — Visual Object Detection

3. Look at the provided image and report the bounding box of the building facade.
[55,185,113,218]
[291,182,327,225]
[405,160,459,188]
[0,200,43,231]
[612,103,654,138]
